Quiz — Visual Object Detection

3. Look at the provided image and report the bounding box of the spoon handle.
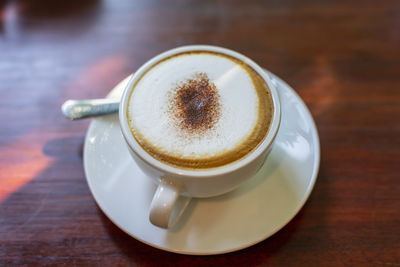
[61,99,120,120]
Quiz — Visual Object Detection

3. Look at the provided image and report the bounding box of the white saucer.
[83,71,320,255]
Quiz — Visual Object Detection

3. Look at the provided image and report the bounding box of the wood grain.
[1,0,399,265]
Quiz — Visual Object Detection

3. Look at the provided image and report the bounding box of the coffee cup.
[119,45,281,228]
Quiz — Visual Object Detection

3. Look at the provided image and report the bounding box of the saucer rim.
[83,70,320,255]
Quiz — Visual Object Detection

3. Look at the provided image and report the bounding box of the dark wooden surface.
[1,0,399,265]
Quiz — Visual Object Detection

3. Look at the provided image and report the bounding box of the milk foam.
[128,53,263,162]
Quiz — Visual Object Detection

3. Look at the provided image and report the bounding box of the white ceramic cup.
[119,45,281,229]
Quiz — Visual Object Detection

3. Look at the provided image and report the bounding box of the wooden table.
[1,0,399,265]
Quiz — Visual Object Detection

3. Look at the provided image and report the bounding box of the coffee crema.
[127,51,273,169]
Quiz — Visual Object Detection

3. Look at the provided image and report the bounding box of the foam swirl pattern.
[128,52,272,169]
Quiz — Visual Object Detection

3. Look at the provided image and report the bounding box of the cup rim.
[119,45,281,177]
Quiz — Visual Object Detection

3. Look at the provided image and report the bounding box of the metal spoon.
[61,99,120,120]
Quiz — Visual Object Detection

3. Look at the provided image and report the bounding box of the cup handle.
[149,179,191,229]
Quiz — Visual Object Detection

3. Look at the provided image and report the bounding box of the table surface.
[1,0,399,265]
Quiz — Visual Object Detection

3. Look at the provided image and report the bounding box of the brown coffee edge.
[127,50,273,169]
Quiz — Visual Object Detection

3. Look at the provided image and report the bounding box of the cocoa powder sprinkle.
[168,72,221,135]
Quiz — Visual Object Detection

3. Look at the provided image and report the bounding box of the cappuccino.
[127,51,273,169]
